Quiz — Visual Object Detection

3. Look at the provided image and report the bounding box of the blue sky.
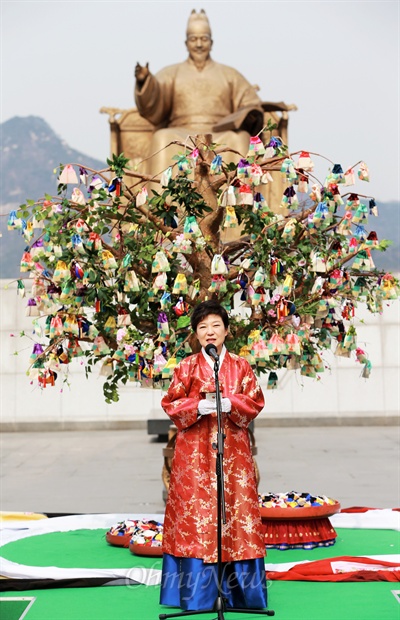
[1,0,399,202]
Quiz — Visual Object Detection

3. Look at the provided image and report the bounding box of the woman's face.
[195,314,228,355]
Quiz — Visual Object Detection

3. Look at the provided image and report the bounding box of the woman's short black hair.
[191,300,230,332]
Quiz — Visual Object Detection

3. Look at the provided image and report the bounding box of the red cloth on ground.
[267,555,400,582]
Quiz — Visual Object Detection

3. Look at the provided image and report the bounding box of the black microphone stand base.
[159,597,275,619]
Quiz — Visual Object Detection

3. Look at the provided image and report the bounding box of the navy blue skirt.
[160,553,267,611]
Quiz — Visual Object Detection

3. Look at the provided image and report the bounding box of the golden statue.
[101,9,297,207]
[134,9,264,176]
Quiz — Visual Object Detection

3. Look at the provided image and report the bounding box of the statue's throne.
[100,101,297,209]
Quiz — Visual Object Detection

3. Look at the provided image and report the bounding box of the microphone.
[205,343,219,361]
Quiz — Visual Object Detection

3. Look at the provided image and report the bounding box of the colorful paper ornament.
[379,273,399,300]
[310,184,322,203]
[352,203,368,225]
[358,162,370,182]
[281,218,297,241]
[161,357,177,379]
[93,336,111,356]
[49,315,63,338]
[26,298,39,317]
[336,212,352,236]
[310,251,328,273]
[189,149,199,167]
[286,332,301,355]
[297,151,314,172]
[23,221,34,241]
[71,188,86,205]
[64,314,79,336]
[20,251,34,272]
[280,158,297,181]
[344,168,355,186]
[79,167,88,185]
[208,274,227,294]
[211,254,228,275]
[210,155,223,175]
[173,234,192,254]
[352,250,374,271]
[153,272,168,292]
[183,215,202,239]
[101,250,118,271]
[87,232,102,251]
[327,164,345,185]
[123,270,140,293]
[58,165,78,185]
[157,312,170,341]
[297,174,309,194]
[369,199,379,217]
[108,177,122,196]
[161,167,173,187]
[117,309,131,327]
[172,273,188,295]
[176,155,191,174]
[282,274,294,296]
[53,260,70,282]
[280,186,299,210]
[252,266,267,288]
[152,251,170,274]
[252,192,265,212]
[247,136,265,158]
[237,184,253,206]
[136,187,148,206]
[223,206,238,228]
[221,185,237,206]
[267,333,286,354]
[237,158,251,180]
[267,371,278,389]
[250,164,263,186]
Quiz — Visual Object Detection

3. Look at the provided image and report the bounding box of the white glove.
[221,397,232,413]
[198,399,216,416]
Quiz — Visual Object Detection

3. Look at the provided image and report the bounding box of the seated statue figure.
[134,9,265,178]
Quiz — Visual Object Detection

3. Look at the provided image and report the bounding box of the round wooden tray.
[260,501,341,520]
[106,531,131,548]
[129,541,163,557]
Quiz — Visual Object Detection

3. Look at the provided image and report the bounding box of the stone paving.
[1,425,399,515]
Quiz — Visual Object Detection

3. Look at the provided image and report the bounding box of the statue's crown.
[186,9,212,35]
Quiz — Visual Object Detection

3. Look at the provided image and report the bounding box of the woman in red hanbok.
[160,300,267,611]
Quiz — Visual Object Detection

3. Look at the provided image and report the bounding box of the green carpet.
[0,597,34,620]
[1,528,399,619]
[1,528,399,569]
[0,583,398,620]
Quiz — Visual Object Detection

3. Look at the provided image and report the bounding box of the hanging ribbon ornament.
[172,273,188,295]
[237,184,253,206]
[58,164,78,185]
[210,155,223,175]
[237,270,249,301]
[358,162,370,182]
[280,185,299,210]
[161,167,173,187]
[208,274,227,294]
[297,151,314,172]
[223,206,238,228]
[247,135,265,158]
[280,158,297,181]
[237,159,251,181]
[211,254,228,275]
[152,250,170,273]
[157,312,170,341]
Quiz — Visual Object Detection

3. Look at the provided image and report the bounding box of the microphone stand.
[159,355,274,620]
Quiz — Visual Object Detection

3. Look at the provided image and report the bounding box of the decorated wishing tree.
[7,124,399,402]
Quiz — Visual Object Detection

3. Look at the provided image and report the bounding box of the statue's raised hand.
[135,62,150,86]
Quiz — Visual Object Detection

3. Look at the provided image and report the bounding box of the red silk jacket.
[161,350,266,563]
